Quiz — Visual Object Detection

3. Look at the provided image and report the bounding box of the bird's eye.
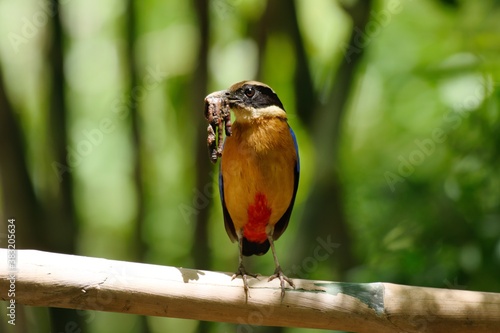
[244,87,255,98]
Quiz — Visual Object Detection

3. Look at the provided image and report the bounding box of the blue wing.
[219,155,238,243]
[272,125,300,240]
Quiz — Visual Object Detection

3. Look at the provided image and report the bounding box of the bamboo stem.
[1,249,499,332]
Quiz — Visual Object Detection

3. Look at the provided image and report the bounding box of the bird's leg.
[267,235,295,300]
[232,236,258,299]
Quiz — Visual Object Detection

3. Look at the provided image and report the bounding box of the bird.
[207,80,300,299]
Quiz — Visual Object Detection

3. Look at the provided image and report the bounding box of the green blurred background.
[1,0,499,332]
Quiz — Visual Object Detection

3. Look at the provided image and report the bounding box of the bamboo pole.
[1,249,499,332]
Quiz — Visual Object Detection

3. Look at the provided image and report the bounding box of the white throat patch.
[233,105,287,122]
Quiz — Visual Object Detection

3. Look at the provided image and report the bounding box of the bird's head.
[206,81,286,122]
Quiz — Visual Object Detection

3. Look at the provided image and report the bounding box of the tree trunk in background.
[0,66,39,333]
[126,0,148,264]
[45,0,84,331]
[0,69,45,250]
[46,0,77,254]
[192,0,212,332]
[125,0,150,332]
[294,1,373,277]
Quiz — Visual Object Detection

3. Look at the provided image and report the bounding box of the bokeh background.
[1,0,500,332]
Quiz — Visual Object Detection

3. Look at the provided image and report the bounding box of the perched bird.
[207,80,300,299]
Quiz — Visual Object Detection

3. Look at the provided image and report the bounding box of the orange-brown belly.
[221,119,296,242]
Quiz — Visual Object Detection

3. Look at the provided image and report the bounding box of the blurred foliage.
[0,0,499,332]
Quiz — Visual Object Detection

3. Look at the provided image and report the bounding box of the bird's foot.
[232,265,259,299]
[268,266,295,300]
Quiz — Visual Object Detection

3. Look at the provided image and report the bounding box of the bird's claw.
[232,266,259,299]
[268,266,295,300]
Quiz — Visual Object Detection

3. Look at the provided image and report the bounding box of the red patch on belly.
[244,193,272,243]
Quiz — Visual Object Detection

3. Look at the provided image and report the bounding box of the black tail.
[242,238,270,256]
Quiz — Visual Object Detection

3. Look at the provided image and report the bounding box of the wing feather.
[219,162,238,242]
[272,125,300,240]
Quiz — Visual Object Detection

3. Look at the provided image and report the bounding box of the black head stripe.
[251,84,284,110]
[229,81,285,111]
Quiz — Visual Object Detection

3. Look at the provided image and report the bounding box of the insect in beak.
[204,90,232,163]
